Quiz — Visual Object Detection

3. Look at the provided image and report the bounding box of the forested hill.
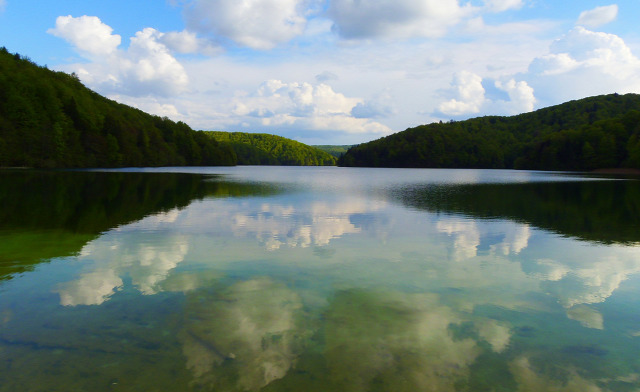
[0,48,236,168]
[339,93,640,171]
[312,145,352,158]
[207,131,337,166]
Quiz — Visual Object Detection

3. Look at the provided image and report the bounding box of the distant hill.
[0,48,236,168]
[207,131,337,166]
[312,145,353,158]
[339,93,640,171]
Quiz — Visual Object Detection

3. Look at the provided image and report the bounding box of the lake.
[1,166,639,391]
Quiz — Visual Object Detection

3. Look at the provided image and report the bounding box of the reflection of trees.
[394,180,640,244]
[0,170,280,280]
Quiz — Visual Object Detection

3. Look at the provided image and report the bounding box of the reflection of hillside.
[393,180,640,244]
[0,170,280,279]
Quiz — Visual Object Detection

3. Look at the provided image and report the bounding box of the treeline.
[339,93,640,171]
[207,131,337,166]
[0,48,236,168]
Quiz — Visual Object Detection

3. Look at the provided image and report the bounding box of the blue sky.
[2,1,640,145]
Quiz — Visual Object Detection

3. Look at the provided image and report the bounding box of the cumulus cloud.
[328,0,472,39]
[526,26,640,105]
[48,15,121,57]
[438,71,486,116]
[183,0,307,49]
[437,71,534,117]
[577,5,618,28]
[493,78,535,113]
[230,79,392,135]
[49,16,189,97]
[159,30,220,56]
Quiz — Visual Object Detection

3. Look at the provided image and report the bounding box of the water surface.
[1,167,639,391]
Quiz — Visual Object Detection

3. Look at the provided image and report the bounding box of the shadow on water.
[0,169,281,280]
[392,179,640,245]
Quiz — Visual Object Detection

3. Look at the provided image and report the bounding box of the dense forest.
[207,131,337,165]
[0,48,236,168]
[339,93,640,171]
[312,145,353,158]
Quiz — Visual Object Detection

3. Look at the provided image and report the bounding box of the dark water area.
[0,167,639,391]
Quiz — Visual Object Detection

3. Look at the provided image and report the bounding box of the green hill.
[312,145,353,158]
[207,131,337,166]
[339,93,640,171]
[0,48,236,168]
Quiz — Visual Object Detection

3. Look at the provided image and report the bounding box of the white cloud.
[437,71,486,116]
[328,0,473,39]
[577,5,618,28]
[436,71,534,117]
[526,26,640,105]
[229,79,392,135]
[159,30,221,56]
[0,0,6,12]
[49,17,189,97]
[493,78,535,114]
[48,15,121,57]
[483,0,523,13]
[436,23,640,117]
[183,0,307,49]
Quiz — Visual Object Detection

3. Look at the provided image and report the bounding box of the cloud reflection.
[55,210,189,306]
[180,278,307,391]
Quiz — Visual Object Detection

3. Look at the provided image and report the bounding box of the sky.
[1,1,640,145]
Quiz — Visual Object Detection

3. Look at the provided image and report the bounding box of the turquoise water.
[1,167,639,391]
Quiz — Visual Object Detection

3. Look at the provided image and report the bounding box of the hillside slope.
[339,93,640,171]
[207,131,337,166]
[0,48,236,168]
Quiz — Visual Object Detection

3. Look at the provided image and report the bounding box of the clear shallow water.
[1,167,639,391]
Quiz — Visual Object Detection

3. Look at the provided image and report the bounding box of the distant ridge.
[207,131,336,166]
[312,145,353,158]
[0,48,235,168]
[339,93,640,171]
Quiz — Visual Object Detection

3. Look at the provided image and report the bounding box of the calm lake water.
[1,166,639,391]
